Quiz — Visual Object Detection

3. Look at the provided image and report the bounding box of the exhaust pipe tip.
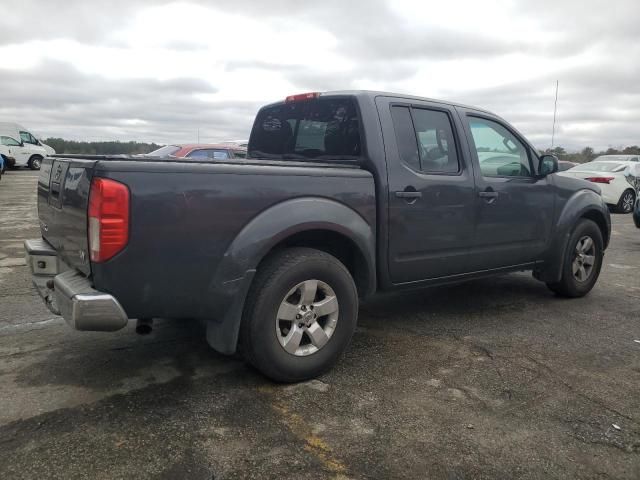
[135,318,153,335]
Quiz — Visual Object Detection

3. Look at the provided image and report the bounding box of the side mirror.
[538,154,558,176]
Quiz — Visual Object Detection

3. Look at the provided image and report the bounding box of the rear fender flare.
[204,197,375,354]
[215,197,374,288]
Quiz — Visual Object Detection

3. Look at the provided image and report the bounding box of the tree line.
[43,138,162,155]
[543,145,640,164]
[41,138,640,163]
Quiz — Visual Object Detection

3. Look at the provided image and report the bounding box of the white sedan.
[558,160,637,213]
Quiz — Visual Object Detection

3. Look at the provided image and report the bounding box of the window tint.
[1,136,21,146]
[391,106,420,171]
[391,106,460,174]
[468,117,531,177]
[187,149,230,160]
[412,109,460,173]
[249,97,361,160]
[232,150,247,158]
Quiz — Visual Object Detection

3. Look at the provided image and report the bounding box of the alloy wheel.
[622,191,635,213]
[275,279,339,356]
[572,236,596,282]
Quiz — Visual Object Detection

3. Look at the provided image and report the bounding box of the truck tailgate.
[37,156,97,276]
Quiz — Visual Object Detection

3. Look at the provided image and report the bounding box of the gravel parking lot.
[1,169,639,479]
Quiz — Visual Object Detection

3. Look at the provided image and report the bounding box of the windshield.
[572,162,624,172]
[146,145,180,157]
[249,97,361,161]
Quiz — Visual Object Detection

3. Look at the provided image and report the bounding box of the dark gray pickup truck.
[25,90,611,382]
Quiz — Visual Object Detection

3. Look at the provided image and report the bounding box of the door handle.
[395,190,422,199]
[478,189,498,204]
[478,191,499,198]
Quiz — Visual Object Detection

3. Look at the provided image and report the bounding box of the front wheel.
[28,156,42,170]
[546,219,603,298]
[241,247,358,382]
[617,189,636,214]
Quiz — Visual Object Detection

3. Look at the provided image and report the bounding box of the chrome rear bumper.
[24,238,129,332]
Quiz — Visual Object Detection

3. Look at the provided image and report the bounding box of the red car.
[147,144,247,160]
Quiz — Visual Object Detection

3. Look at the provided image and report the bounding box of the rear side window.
[187,149,230,160]
[390,106,460,174]
[249,97,361,160]
[147,145,180,157]
[391,106,420,171]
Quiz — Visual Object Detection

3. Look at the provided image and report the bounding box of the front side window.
[1,136,21,147]
[249,97,361,160]
[20,131,37,144]
[390,105,460,174]
[468,117,532,177]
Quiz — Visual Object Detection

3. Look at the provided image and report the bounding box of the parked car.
[145,143,247,160]
[558,160,577,172]
[591,154,639,163]
[624,164,640,228]
[25,90,611,382]
[0,153,4,180]
[558,160,637,213]
[0,122,55,170]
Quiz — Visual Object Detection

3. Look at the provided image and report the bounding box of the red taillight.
[585,176,614,184]
[285,92,320,102]
[88,178,130,262]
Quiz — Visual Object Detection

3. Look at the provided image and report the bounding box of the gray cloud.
[1,0,639,150]
[0,61,258,143]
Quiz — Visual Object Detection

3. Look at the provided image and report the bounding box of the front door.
[378,97,477,284]
[458,111,555,271]
[0,135,28,165]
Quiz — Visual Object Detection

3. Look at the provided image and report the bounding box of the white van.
[0,122,55,170]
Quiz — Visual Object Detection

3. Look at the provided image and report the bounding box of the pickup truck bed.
[36,155,375,326]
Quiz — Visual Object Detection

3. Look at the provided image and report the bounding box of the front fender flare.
[537,189,610,283]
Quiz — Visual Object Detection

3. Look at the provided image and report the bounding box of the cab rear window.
[249,97,361,161]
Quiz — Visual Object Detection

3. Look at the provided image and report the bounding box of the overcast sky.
[1,0,638,150]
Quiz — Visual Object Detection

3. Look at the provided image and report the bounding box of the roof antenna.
[551,80,559,148]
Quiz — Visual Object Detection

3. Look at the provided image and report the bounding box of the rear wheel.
[617,189,635,213]
[546,219,603,298]
[28,156,42,170]
[241,247,358,382]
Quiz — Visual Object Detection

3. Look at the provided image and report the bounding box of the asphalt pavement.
[1,169,639,479]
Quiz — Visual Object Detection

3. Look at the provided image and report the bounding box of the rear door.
[377,96,477,283]
[457,109,555,270]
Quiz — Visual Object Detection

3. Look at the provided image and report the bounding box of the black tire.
[28,155,42,170]
[546,219,603,298]
[241,247,358,383]
[616,189,635,214]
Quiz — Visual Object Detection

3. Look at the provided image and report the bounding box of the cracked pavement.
[1,169,639,479]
